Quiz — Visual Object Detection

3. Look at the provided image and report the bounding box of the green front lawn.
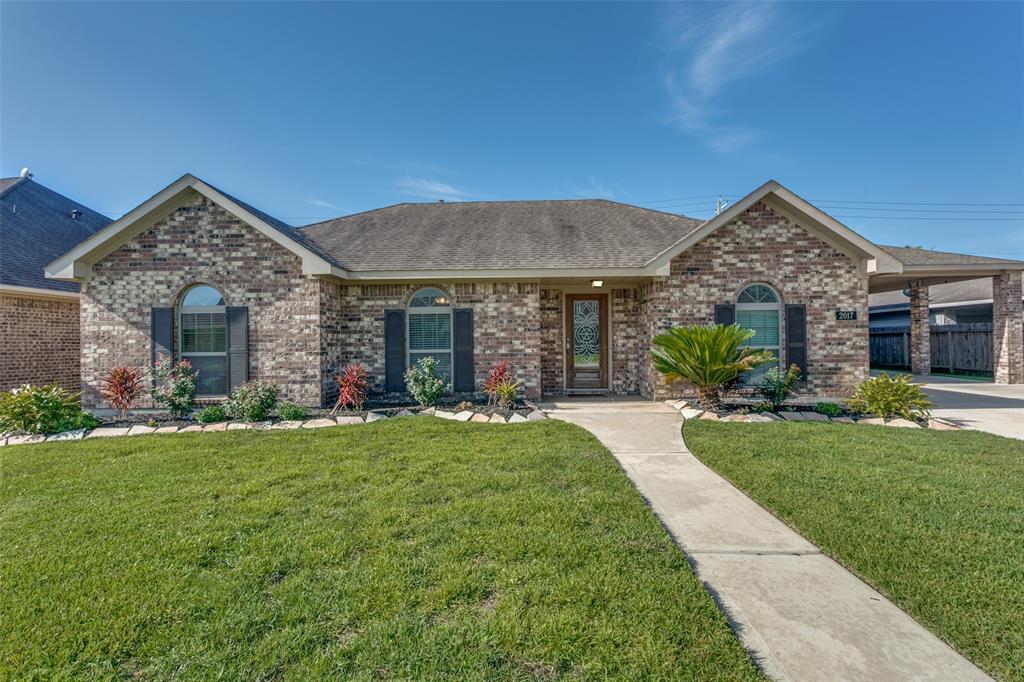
[1,420,761,680]
[685,421,1024,681]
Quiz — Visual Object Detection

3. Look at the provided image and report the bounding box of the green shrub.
[651,324,775,410]
[756,364,802,410]
[225,381,278,422]
[404,356,451,407]
[849,373,932,420]
[0,384,98,435]
[815,402,843,418]
[196,406,227,424]
[277,402,310,421]
[151,355,198,420]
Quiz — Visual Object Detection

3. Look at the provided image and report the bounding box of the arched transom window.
[408,287,452,381]
[178,284,228,396]
[736,284,782,383]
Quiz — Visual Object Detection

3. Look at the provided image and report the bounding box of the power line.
[722,194,1024,207]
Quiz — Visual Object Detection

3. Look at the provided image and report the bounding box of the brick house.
[45,174,1024,408]
[1,173,111,391]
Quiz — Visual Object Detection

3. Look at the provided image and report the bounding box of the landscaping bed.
[0,419,762,679]
[684,420,1024,681]
[661,398,960,430]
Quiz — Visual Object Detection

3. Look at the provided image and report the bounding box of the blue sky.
[2,1,1022,256]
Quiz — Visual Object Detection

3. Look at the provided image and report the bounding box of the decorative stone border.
[664,399,959,431]
[0,407,549,448]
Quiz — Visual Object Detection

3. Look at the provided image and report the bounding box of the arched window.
[736,284,782,384]
[407,287,452,381]
[178,284,228,396]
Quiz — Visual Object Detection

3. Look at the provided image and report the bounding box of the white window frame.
[735,284,783,381]
[177,284,228,398]
[406,287,453,381]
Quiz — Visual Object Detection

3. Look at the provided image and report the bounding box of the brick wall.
[611,287,643,394]
[643,201,869,400]
[80,195,322,408]
[993,270,1024,384]
[539,289,563,394]
[0,294,81,392]
[325,282,543,399]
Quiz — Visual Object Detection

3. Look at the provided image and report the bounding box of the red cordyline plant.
[484,361,512,406]
[99,366,145,419]
[331,364,369,414]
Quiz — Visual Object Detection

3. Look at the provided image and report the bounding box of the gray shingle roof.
[298,200,703,271]
[869,278,1023,308]
[0,177,24,194]
[0,178,111,292]
[879,245,1024,267]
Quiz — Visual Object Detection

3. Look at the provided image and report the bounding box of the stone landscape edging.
[663,399,959,430]
[0,408,549,447]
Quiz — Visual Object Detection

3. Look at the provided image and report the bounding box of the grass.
[684,421,1024,681]
[1,419,762,681]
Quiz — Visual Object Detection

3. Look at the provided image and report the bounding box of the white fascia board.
[45,174,338,281]
[644,180,904,277]
[188,179,339,276]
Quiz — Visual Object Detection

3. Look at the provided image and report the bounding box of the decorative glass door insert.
[565,294,607,389]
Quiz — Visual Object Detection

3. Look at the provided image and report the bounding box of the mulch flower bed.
[663,399,959,430]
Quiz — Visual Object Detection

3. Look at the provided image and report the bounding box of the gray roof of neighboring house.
[869,278,1024,309]
[878,245,1024,267]
[298,200,704,270]
[0,178,112,292]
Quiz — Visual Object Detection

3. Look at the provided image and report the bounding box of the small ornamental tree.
[225,381,278,422]
[151,354,198,419]
[332,364,369,414]
[404,356,451,407]
[756,364,802,411]
[99,366,145,420]
[483,361,512,406]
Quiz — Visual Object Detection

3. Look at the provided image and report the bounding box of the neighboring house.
[0,174,111,391]
[44,174,1024,408]
[869,278,1022,328]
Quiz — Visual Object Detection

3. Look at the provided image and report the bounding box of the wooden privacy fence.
[869,324,993,375]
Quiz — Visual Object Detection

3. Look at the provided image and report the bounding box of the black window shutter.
[151,307,173,366]
[785,304,807,384]
[714,304,735,325]
[226,306,249,393]
[384,310,406,392]
[453,308,474,392]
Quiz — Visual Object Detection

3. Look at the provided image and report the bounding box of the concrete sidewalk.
[545,398,990,682]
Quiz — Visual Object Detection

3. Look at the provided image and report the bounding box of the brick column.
[908,280,930,376]
[992,270,1023,384]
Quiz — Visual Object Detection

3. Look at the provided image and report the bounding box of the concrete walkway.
[545,397,990,682]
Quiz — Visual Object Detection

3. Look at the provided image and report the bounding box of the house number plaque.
[835,309,857,321]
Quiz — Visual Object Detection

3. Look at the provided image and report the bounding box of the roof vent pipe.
[71,209,82,220]
[19,167,32,179]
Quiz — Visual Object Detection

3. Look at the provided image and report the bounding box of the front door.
[565,293,608,389]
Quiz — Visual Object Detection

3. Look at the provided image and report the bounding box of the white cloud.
[306,197,346,212]
[570,176,615,199]
[396,177,472,201]
[661,2,817,153]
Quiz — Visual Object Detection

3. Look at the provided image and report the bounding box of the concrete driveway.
[545,397,990,682]
[913,374,1024,440]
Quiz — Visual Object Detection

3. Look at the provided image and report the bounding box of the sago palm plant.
[651,324,775,410]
